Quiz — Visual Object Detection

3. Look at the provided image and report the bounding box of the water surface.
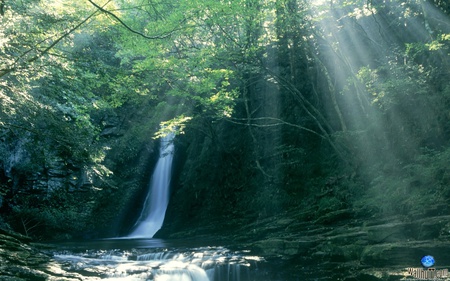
[45,237,266,281]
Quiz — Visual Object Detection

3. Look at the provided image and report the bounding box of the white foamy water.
[128,133,175,238]
[52,246,264,281]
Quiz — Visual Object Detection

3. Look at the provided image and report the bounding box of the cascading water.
[51,246,265,281]
[128,133,175,238]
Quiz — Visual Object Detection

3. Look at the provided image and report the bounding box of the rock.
[314,209,353,224]
[364,222,414,243]
[2,265,47,281]
[0,230,52,280]
[0,228,32,243]
[418,219,446,240]
[251,238,317,256]
[276,218,295,225]
[360,241,450,267]
[0,231,85,280]
[100,115,122,137]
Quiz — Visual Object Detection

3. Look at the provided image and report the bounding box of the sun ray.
[303,0,450,214]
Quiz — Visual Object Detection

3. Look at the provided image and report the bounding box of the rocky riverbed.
[162,209,450,280]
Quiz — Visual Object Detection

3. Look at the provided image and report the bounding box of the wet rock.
[359,241,450,267]
[314,208,353,224]
[0,230,52,280]
[251,238,317,256]
[418,219,446,240]
[0,229,32,242]
[240,212,450,280]
[362,215,450,243]
[2,265,47,281]
[323,230,368,245]
[364,222,414,243]
[0,237,49,265]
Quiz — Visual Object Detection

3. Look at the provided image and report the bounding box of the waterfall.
[128,133,175,238]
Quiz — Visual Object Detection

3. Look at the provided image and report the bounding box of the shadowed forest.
[0,0,449,251]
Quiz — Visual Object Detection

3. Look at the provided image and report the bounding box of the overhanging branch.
[88,0,182,40]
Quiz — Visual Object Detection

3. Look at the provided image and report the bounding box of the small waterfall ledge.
[52,246,265,281]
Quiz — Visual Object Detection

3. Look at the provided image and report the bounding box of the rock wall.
[0,110,160,239]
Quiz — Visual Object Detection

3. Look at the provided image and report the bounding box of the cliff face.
[0,110,160,240]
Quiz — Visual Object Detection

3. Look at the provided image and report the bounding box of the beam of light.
[306,0,450,214]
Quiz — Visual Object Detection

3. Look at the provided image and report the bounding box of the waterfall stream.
[51,245,265,281]
[128,133,175,238]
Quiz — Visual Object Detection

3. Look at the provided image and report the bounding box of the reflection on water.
[48,238,265,281]
[54,236,238,250]
[54,237,169,250]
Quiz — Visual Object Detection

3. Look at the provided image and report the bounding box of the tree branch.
[0,0,4,16]
[0,2,108,79]
[227,116,324,138]
[87,0,182,40]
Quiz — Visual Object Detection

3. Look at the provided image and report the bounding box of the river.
[38,235,428,281]
[43,237,271,281]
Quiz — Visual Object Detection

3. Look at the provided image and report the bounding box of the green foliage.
[155,116,193,138]
[0,0,449,239]
[9,190,95,239]
[356,63,429,111]
[112,0,273,132]
[357,147,450,217]
[0,0,114,168]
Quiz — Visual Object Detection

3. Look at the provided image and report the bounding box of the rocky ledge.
[0,229,84,280]
[0,229,50,280]
[238,212,450,280]
[163,209,450,280]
